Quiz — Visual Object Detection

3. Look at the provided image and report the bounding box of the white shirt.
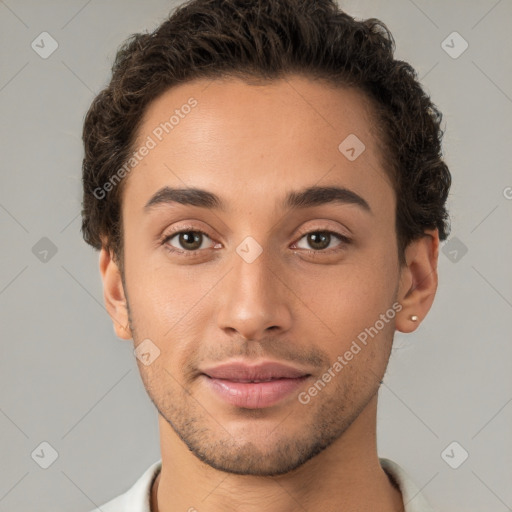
[90,457,437,512]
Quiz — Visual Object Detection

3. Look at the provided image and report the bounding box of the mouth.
[200,361,312,409]
[216,378,291,383]
[201,360,310,380]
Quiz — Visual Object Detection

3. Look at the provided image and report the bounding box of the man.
[82,0,451,510]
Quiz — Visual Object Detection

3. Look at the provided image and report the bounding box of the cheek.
[302,265,395,331]
[294,248,398,363]
[125,259,220,354]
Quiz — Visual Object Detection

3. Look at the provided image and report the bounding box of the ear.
[395,228,440,334]
[99,246,132,340]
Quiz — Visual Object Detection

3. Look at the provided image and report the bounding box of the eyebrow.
[144,185,372,214]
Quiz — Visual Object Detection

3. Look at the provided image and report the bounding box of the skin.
[99,75,439,512]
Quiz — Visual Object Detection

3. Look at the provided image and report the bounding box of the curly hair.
[81,0,451,270]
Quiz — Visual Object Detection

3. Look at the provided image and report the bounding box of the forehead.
[124,75,393,216]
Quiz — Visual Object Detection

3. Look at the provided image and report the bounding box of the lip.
[200,361,311,409]
[201,361,310,380]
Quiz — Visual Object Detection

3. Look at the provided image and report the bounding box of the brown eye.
[165,231,213,252]
[295,230,351,252]
[307,232,330,250]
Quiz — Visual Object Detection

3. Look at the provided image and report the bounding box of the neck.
[151,394,404,512]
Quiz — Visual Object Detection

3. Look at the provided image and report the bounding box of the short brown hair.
[81,0,451,269]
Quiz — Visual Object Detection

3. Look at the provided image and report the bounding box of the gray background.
[0,0,511,510]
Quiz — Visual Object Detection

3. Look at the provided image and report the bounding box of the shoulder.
[88,459,162,512]
[379,457,438,512]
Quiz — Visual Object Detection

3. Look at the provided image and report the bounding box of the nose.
[216,246,293,341]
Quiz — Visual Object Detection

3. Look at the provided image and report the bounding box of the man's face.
[117,76,403,476]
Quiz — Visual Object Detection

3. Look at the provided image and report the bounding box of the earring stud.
[410,315,419,322]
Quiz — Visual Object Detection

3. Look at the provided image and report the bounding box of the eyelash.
[160,226,352,258]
